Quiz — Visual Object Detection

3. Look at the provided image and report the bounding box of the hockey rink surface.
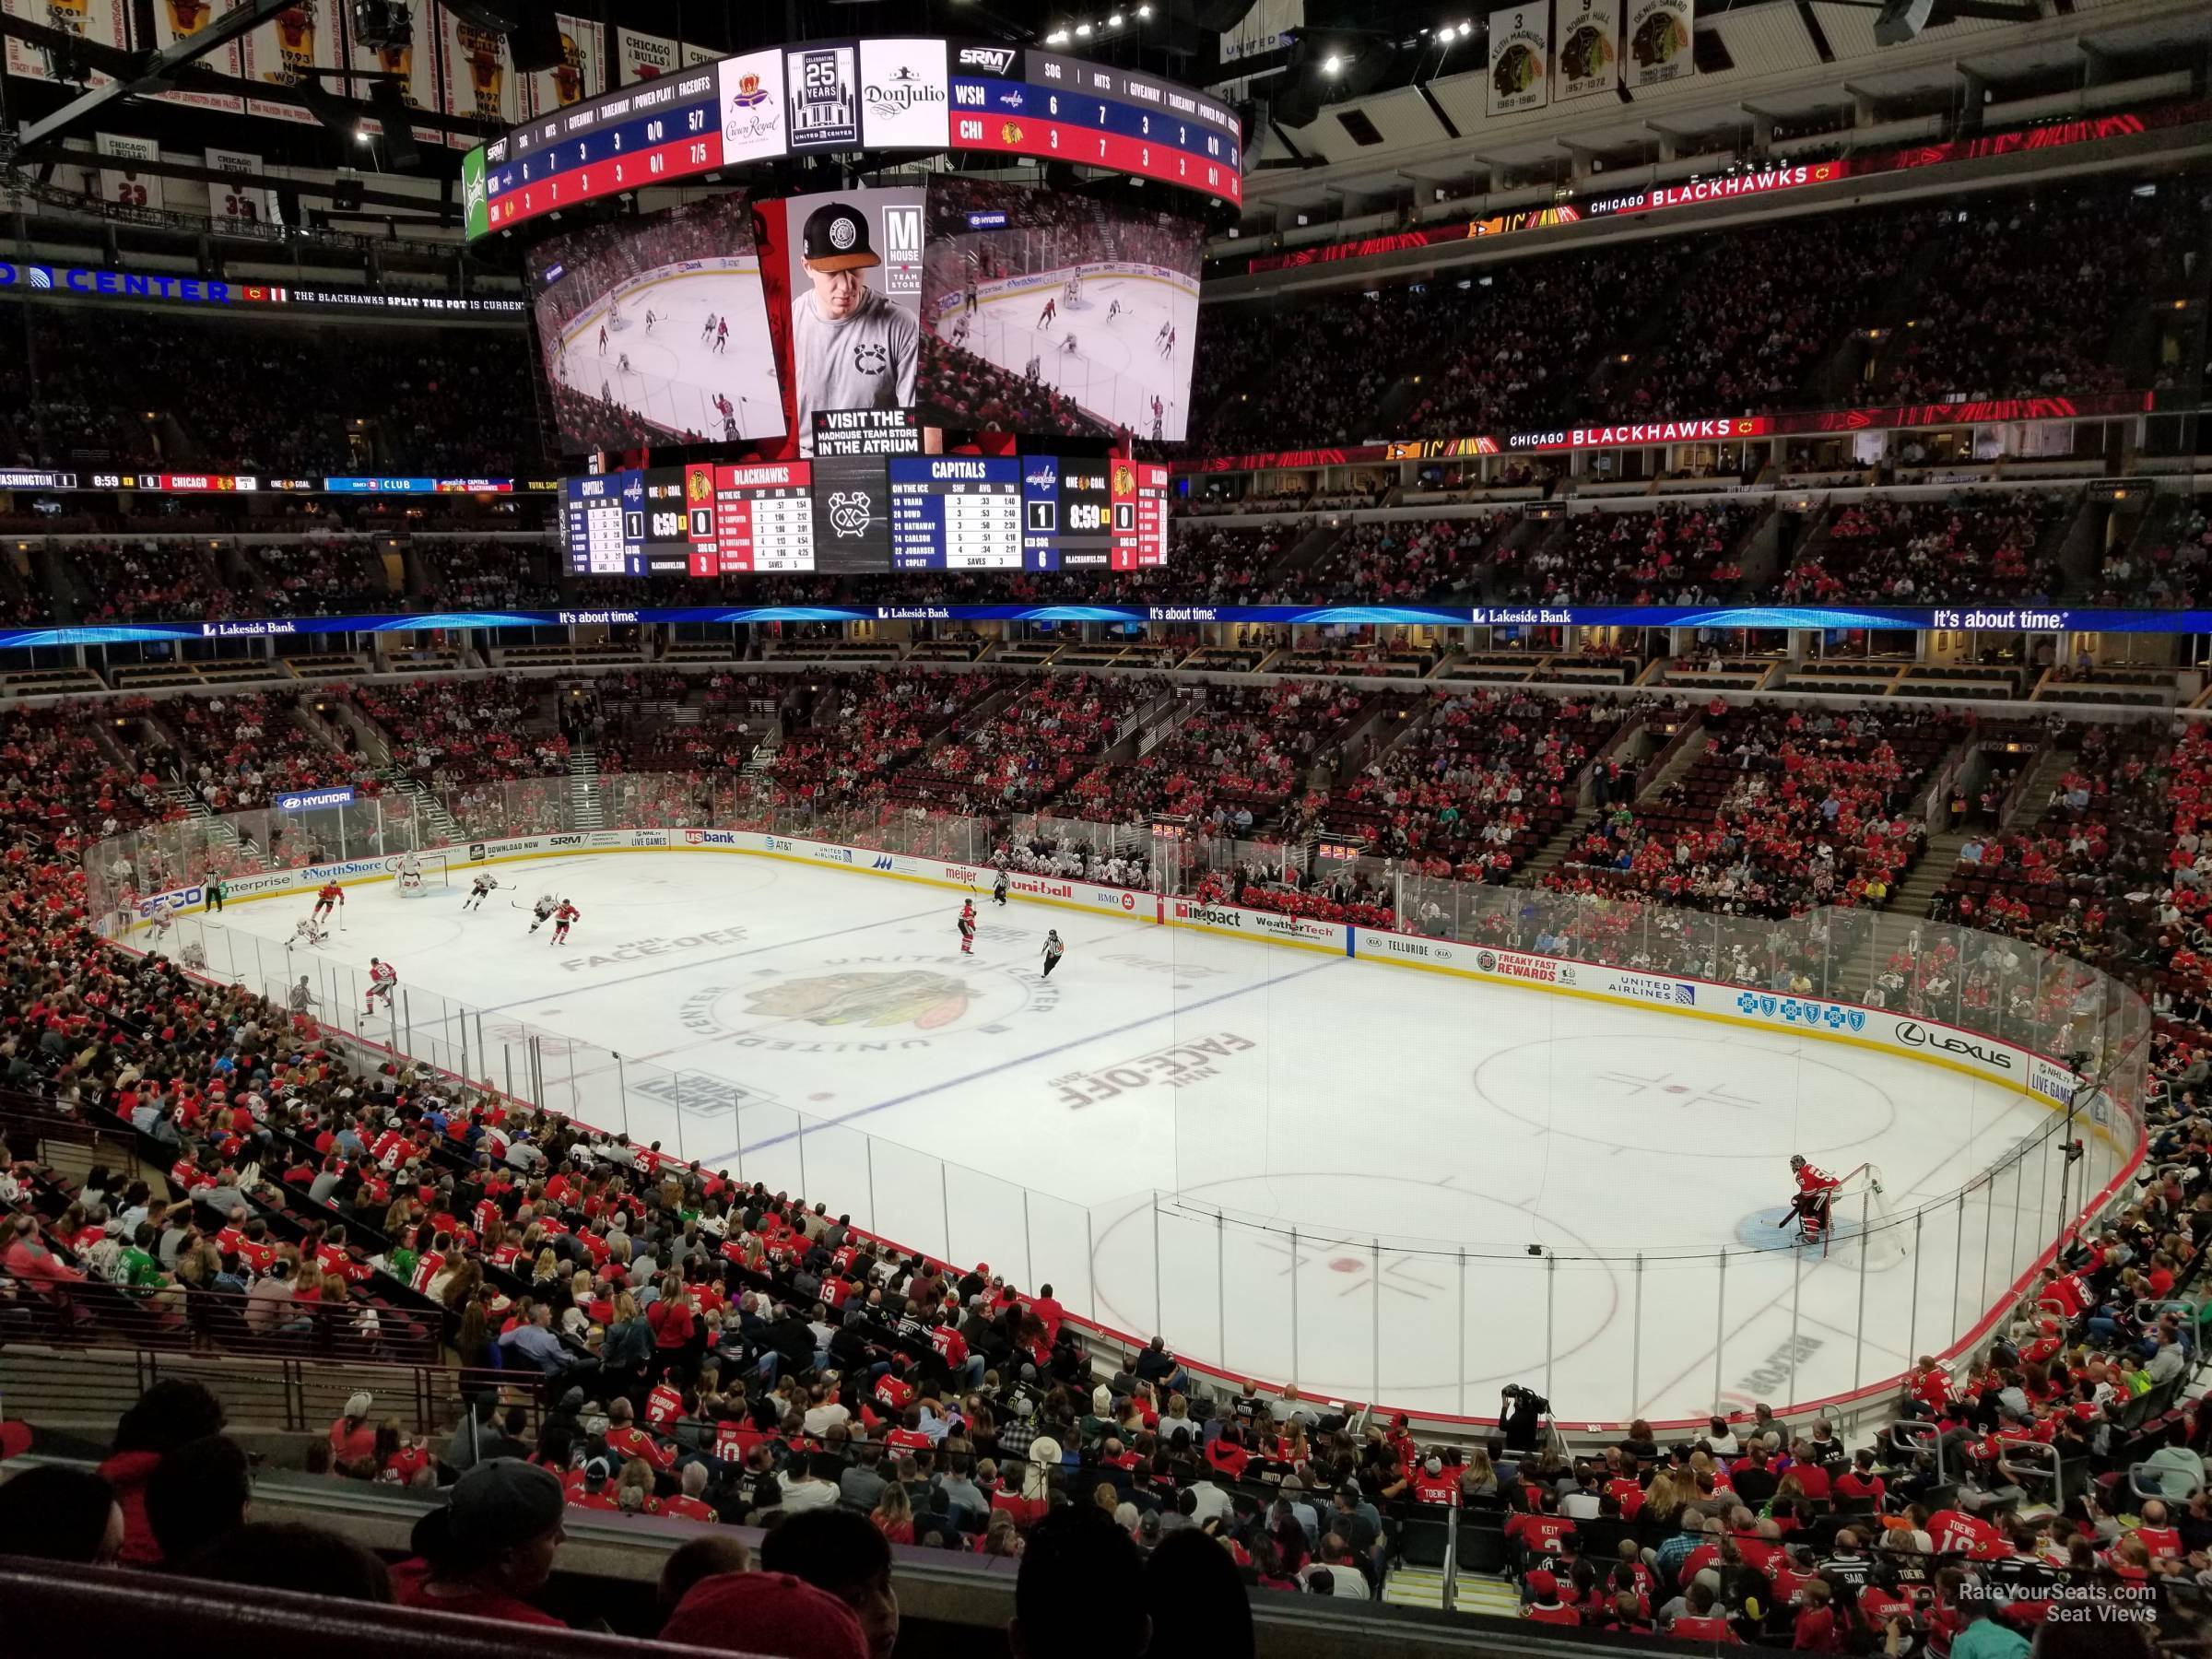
[192,853,2083,1420]
[935,274,1198,438]
[546,268,784,442]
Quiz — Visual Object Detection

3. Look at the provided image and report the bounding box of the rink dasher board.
[126,826,2116,1145]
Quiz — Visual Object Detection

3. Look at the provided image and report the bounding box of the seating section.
[876,675,1160,815]
[418,540,562,609]
[1781,493,2070,605]
[1324,688,1638,879]
[1304,514,1511,603]
[1512,505,1754,606]
[347,676,568,787]
[1550,706,1957,914]
[249,543,391,617]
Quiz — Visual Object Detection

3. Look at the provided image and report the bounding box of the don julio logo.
[864,65,947,119]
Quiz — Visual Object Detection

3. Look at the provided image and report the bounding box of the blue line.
[690,953,1348,1166]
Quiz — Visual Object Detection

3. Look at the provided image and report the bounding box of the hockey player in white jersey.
[464,873,499,913]
[396,851,425,893]
[290,916,328,951]
[529,894,560,934]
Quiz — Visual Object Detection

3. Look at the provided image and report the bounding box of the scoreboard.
[567,453,1165,578]
[474,36,1240,238]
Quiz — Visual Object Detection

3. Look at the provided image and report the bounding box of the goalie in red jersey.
[1784,1154,1843,1247]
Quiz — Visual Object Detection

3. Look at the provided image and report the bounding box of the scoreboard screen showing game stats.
[564,458,1167,577]
[469,36,1240,240]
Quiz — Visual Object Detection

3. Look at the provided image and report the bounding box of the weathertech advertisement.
[528,193,785,453]
[916,177,1205,443]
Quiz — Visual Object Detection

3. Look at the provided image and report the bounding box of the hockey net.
[393,851,451,897]
[1821,1163,1911,1265]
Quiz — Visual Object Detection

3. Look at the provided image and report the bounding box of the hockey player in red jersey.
[1785,1154,1842,1246]
[364,956,397,1015]
[957,900,977,956]
[312,879,345,923]
[550,900,581,946]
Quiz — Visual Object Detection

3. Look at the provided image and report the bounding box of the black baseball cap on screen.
[801,203,878,272]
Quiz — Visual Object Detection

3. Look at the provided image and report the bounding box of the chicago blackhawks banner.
[441,2,521,146]
[1554,0,1619,101]
[521,13,604,118]
[1625,0,1694,88]
[1487,5,1549,117]
[240,0,343,124]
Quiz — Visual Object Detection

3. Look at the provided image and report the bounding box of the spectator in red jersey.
[96,1377,226,1568]
[1667,1580,1737,1642]
[387,1457,568,1628]
[759,1508,901,1659]
[660,1571,871,1659]
[1522,1568,1578,1626]
[328,1391,377,1466]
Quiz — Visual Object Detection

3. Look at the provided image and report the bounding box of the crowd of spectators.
[1781,493,2069,606]
[878,676,1161,816]
[1301,514,1509,604]
[1510,505,1754,606]
[418,541,562,610]
[74,540,240,623]
[250,542,392,618]
[6,306,547,475]
[2098,496,2212,610]
[1549,705,1953,916]
[347,676,569,789]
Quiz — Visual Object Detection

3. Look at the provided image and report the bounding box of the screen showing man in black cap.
[791,196,920,456]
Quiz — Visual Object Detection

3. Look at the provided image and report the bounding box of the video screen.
[917,177,1206,443]
[528,194,785,454]
[778,184,927,456]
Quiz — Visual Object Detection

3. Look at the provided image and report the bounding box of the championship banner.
[680,40,718,68]
[241,0,343,124]
[616,26,678,84]
[348,0,441,140]
[1625,0,1693,88]
[95,132,162,211]
[147,0,245,112]
[1554,0,1618,101]
[440,2,521,146]
[521,13,604,119]
[1487,5,1549,117]
[2,0,127,85]
[205,147,275,225]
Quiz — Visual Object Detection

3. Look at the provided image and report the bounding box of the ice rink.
[934,271,1197,439]
[179,853,2086,1420]
[546,266,784,443]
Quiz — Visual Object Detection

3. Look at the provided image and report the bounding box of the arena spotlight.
[1076,21,1092,35]
[1324,53,1342,72]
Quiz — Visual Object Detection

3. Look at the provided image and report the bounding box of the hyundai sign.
[276,786,356,812]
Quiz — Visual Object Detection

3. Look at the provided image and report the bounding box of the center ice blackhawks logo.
[744,971,969,1030]
[852,340,888,375]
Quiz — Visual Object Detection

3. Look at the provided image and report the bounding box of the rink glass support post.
[402,990,413,1056]
[374,796,384,853]
[1908,1209,1924,1361]
[1460,1249,1469,1418]
[1545,1251,1557,1405]
[866,1138,877,1232]
[2035,1132,2052,1252]
[1952,1186,1967,1337]
[503,1044,514,1101]
[942,1162,954,1265]
[797,1117,808,1198]
[1979,1169,1995,1312]
[672,1075,685,1164]
[459,1015,469,1090]
[1630,1253,1643,1419]
[1216,1211,1227,1375]
[1789,1230,1804,1404]
[1712,1248,1727,1412]
[616,1055,628,1140]
[2009,1155,2025,1287]
[1023,1189,1035,1291]
[1853,1188,1871,1390]
[1085,1209,1097,1322]
[1152,1195,1163,1339]
[566,1042,578,1119]
[1371,1241,1382,1411]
